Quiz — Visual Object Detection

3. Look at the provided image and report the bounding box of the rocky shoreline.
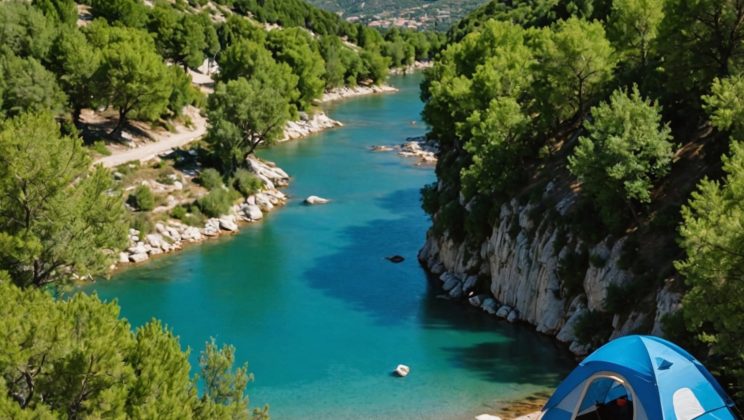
[281,111,343,142]
[116,156,290,267]
[370,136,438,166]
[389,60,433,75]
[320,84,398,103]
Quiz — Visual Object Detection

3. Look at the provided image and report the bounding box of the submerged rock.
[385,255,405,263]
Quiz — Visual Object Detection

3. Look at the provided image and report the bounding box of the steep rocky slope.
[418,178,684,355]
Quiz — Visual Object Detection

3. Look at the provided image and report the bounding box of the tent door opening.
[575,375,635,420]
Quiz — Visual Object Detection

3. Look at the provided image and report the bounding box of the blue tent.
[541,335,738,420]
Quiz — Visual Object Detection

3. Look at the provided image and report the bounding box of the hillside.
[306,0,490,30]
[420,0,744,405]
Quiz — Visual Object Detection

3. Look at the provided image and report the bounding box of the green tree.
[48,28,101,124]
[207,77,292,175]
[608,0,663,70]
[568,87,673,225]
[32,0,77,25]
[460,97,529,197]
[96,28,173,134]
[535,17,616,121]
[216,39,300,109]
[199,339,268,419]
[0,279,268,417]
[0,2,56,60]
[676,141,744,403]
[266,28,326,110]
[703,75,744,138]
[90,0,146,28]
[0,52,67,118]
[0,113,128,288]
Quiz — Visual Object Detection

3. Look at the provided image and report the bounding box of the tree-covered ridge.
[422,0,744,404]
[0,0,443,417]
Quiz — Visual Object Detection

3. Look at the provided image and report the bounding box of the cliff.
[418,180,683,355]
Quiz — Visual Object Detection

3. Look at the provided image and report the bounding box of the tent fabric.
[541,335,737,420]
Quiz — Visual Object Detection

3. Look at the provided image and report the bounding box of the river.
[86,74,573,419]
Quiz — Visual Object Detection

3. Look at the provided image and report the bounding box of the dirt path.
[95,108,207,168]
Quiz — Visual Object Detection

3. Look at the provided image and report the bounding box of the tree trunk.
[110,108,128,137]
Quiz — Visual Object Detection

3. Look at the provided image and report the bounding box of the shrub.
[197,168,224,190]
[420,183,439,216]
[127,185,156,211]
[91,140,111,156]
[171,205,187,220]
[573,310,613,348]
[197,188,240,217]
[232,169,263,197]
[131,213,153,235]
[558,247,589,297]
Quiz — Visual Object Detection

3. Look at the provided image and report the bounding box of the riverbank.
[116,156,290,266]
[320,84,399,102]
[89,74,574,419]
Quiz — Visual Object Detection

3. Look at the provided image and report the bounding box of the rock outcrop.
[419,182,681,355]
[282,112,343,142]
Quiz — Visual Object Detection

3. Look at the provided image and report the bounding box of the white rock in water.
[475,415,502,420]
[118,252,130,263]
[129,253,149,263]
[507,309,519,323]
[304,195,330,205]
[393,364,410,377]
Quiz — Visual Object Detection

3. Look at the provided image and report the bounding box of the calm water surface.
[86,75,573,419]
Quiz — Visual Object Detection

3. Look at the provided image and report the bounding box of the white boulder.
[219,216,239,232]
[393,364,410,377]
[129,253,149,263]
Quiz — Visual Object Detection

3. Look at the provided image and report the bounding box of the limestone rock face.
[419,182,665,356]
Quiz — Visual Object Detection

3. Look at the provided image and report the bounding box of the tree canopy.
[0,113,128,288]
[568,86,673,227]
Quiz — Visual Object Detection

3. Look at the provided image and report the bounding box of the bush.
[558,247,589,297]
[232,169,263,197]
[127,185,156,211]
[197,188,240,217]
[420,183,439,215]
[573,310,613,348]
[197,168,224,190]
[171,205,187,220]
[131,213,153,235]
[91,140,111,156]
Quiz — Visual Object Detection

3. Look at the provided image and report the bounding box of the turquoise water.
[86,75,573,419]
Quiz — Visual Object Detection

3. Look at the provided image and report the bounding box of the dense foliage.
[0,279,267,418]
[0,0,443,416]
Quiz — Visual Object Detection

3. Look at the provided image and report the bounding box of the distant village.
[344,3,458,30]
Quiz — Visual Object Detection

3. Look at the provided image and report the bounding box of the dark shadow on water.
[301,187,576,385]
[301,187,430,326]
